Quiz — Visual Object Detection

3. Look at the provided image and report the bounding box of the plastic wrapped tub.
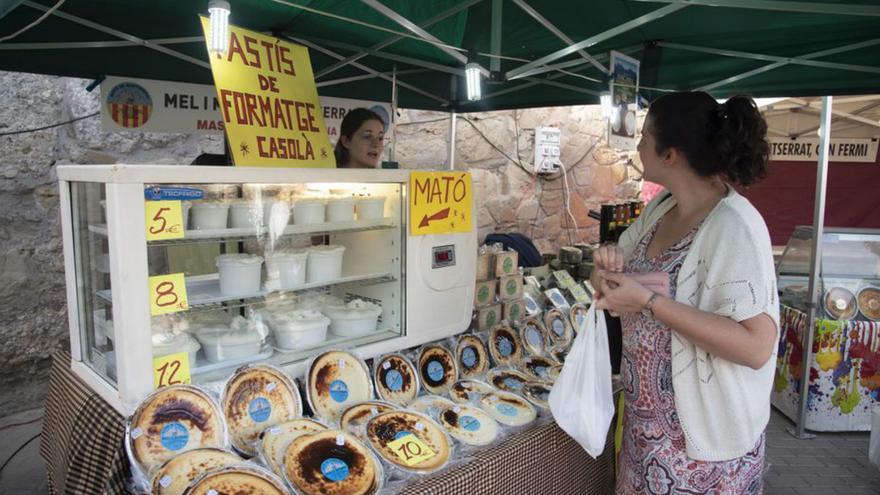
[262,199,291,231]
[229,201,262,228]
[191,202,229,230]
[306,245,345,283]
[326,197,356,222]
[152,332,201,366]
[355,196,385,220]
[292,198,325,225]
[265,250,308,290]
[216,254,263,296]
[271,309,330,349]
[195,317,264,363]
[324,299,382,337]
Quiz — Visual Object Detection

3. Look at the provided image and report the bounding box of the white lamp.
[208,0,231,55]
[465,61,482,101]
[600,91,612,119]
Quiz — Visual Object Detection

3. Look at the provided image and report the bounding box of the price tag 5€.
[153,351,191,389]
[145,200,185,241]
[387,433,436,466]
[149,273,189,316]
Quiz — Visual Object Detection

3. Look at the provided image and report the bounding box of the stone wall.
[0,71,639,416]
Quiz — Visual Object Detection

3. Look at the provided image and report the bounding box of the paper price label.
[145,200,185,241]
[153,351,191,389]
[388,434,436,466]
[149,273,189,316]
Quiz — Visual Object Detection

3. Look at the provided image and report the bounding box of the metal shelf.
[96,271,396,308]
[88,217,398,246]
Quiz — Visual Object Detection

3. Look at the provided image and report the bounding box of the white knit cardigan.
[618,186,780,461]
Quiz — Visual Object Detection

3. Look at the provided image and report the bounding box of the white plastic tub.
[195,316,265,363]
[216,253,263,295]
[152,332,201,366]
[323,299,382,337]
[271,309,330,349]
[306,245,345,283]
[229,201,262,228]
[292,198,325,225]
[265,250,309,290]
[181,201,192,230]
[191,202,229,230]
[263,199,291,231]
[356,197,386,220]
[326,197,356,222]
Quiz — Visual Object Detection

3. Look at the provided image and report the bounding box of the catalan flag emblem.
[105,82,153,129]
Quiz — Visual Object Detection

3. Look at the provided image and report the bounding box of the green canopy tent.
[1,0,879,439]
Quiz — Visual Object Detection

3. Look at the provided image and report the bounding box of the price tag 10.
[145,200,185,241]
[149,273,189,316]
[153,351,191,389]
[387,433,436,466]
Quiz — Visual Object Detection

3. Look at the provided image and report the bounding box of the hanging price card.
[387,433,436,466]
[149,273,189,315]
[145,200,185,241]
[153,351,191,389]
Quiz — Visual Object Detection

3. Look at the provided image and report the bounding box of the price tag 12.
[149,273,189,316]
[145,200,185,241]
[153,351,191,389]
[387,433,436,466]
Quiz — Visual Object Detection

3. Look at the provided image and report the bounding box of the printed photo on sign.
[609,51,640,152]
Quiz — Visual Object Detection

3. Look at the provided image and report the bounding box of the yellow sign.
[200,17,335,168]
[409,172,473,236]
[145,200,185,241]
[149,273,189,316]
[387,433,436,466]
[153,351,192,389]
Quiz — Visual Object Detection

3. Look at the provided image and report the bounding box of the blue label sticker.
[394,430,412,440]
[460,415,481,431]
[144,186,204,201]
[552,319,565,337]
[159,422,189,451]
[498,337,513,357]
[525,328,542,348]
[427,360,445,382]
[497,404,517,417]
[525,298,539,312]
[535,366,548,378]
[329,380,349,403]
[385,369,403,391]
[504,377,522,390]
[321,458,350,482]
[248,397,272,423]
[461,347,477,368]
[576,314,586,328]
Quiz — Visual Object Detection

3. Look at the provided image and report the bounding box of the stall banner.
[768,137,879,163]
[410,172,473,236]
[101,76,224,133]
[608,51,640,152]
[200,18,334,168]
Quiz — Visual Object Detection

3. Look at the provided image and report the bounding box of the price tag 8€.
[153,351,191,389]
[145,200,185,241]
[387,433,436,466]
[149,273,189,316]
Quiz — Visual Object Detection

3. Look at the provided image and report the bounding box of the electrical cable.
[459,116,533,176]
[0,433,40,474]
[396,116,450,126]
[560,159,580,244]
[0,417,40,432]
[0,0,65,43]
[0,111,99,137]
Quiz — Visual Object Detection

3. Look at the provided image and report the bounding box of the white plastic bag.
[870,407,880,470]
[549,304,615,458]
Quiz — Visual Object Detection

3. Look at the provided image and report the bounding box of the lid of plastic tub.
[195,327,263,346]
[266,250,309,262]
[355,196,385,204]
[327,196,356,205]
[273,308,330,326]
[216,253,264,265]
[153,332,201,353]
[293,197,326,205]
[191,201,229,209]
[323,299,382,320]
[309,244,345,256]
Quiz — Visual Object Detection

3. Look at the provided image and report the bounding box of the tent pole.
[390,65,398,163]
[792,95,832,440]
[448,111,457,170]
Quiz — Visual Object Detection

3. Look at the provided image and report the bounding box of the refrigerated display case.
[58,165,476,414]
[773,226,880,431]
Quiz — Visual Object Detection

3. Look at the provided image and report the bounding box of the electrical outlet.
[534,126,562,174]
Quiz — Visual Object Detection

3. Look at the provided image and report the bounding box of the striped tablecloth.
[40,351,614,494]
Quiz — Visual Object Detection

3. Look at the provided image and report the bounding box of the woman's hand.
[593,245,624,273]
[594,270,654,314]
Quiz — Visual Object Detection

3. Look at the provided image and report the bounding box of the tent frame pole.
[791,95,832,440]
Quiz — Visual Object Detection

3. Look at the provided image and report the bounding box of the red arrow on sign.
[419,208,450,228]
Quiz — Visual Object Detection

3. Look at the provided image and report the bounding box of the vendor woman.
[334,108,386,168]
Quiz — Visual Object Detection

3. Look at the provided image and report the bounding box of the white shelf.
[88,217,398,241]
[96,271,395,308]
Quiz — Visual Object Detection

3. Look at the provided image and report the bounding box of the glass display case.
[777,226,880,321]
[58,165,476,414]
